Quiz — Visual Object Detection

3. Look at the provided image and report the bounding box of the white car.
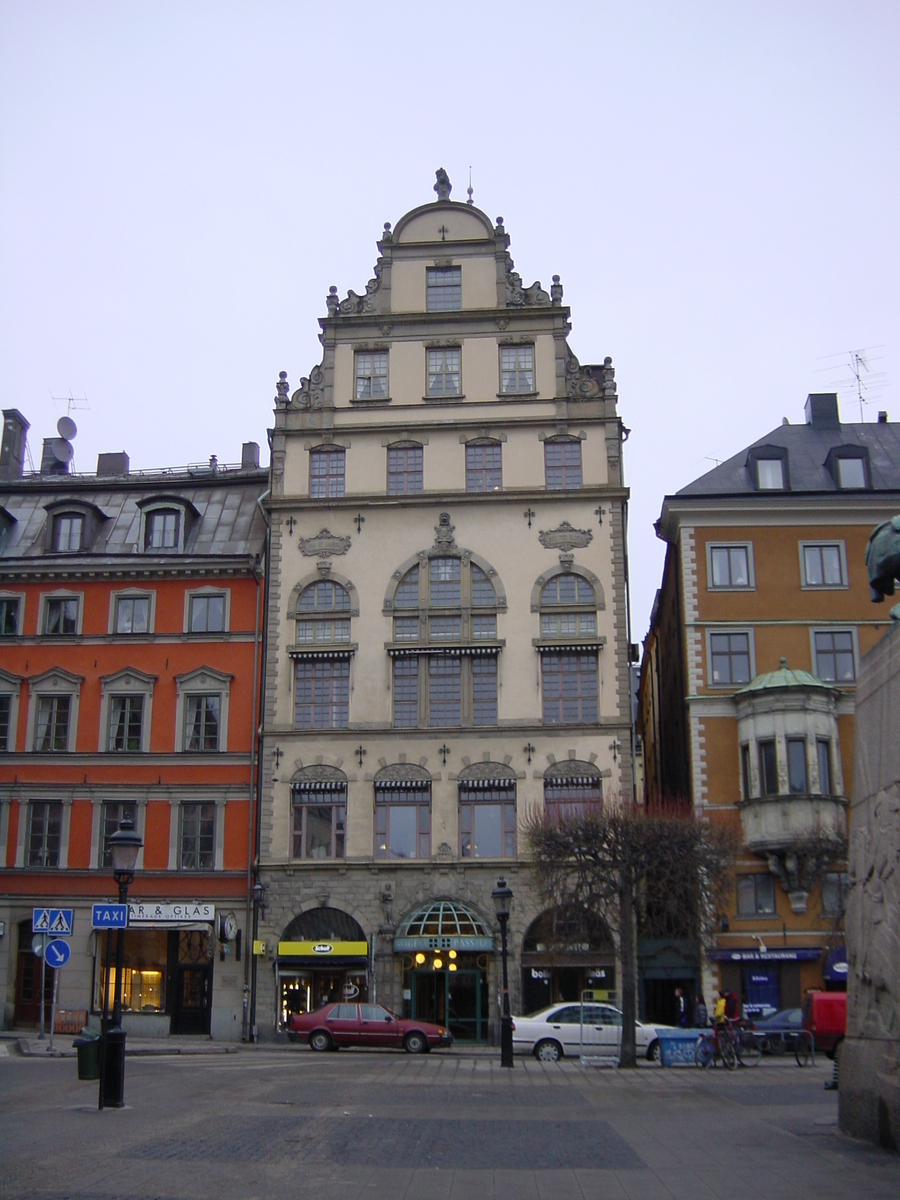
[512,1002,671,1062]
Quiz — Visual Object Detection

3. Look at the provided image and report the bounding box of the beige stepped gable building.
[254,170,633,1044]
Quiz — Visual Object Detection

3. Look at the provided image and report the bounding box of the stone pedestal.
[840,622,900,1151]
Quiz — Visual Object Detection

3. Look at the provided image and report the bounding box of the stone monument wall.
[840,621,900,1151]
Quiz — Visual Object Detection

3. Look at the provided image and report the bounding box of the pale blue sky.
[1,1,898,633]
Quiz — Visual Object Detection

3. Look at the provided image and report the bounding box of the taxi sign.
[32,908,73,936]
[92,904,128,929]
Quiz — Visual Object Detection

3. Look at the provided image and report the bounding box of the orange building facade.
[0,410,266,1039]
[639,395,897,1018]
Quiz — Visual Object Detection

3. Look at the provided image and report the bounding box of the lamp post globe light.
[99,817,142,1110]
[491,877,514,1068]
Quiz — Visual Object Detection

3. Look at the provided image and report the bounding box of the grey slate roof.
[0,468,268,562]
[677,418,900,497]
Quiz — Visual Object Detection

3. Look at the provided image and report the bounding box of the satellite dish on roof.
[57,416,78,440]
[49,438,75,465]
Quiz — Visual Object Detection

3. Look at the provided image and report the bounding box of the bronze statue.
[865,515,900,619]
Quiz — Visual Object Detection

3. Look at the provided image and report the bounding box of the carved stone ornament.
[293,763,348,785]
[434,167,452,201]
[327,263,384,318]
[538,521,593,552]
[291,363,326,409]
[565,345,603,399]
[298,529,352,558]
[274,370,290,407]
[433,512,456,550]
[505,256,551,308]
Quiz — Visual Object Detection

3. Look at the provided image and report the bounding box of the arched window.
[458,764,517,859]
[543,761,603,819]
[536,572,601,726]
[290,580,355,730]
[291,767,348,859]
[295,581,351,645]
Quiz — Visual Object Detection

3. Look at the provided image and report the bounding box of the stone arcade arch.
[275,906,369,1027]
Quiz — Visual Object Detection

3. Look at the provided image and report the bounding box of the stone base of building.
[839,1038,900,1151]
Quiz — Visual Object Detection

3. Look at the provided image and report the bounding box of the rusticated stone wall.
[841,621,900,1151]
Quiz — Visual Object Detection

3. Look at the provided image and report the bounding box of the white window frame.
[174,667,231,752]
[98,668,155,753]
[177,800,221,871]
[0,668,22,753]
[706,542,755,590]
[810,626,858,684]
[426,346,461,397]
[0,591,24,637]
[499,343,535,395]
[184,586,231,635]
[354,350,389,401]
[706,628,756,688]
[25,668,83,753]
[39,590,83,637]
[140,502,187,553]
[108,589,156,636]
[799,541,848,590]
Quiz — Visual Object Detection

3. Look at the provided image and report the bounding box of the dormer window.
[145,509,180,550]
[54,512,83,551]
[825,446,870,490]
[747,445,789,491]
[837,459,865,488]
[137,496,196,554]
[757,459,783,489]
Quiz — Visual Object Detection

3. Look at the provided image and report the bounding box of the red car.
[289,1002,453,1054]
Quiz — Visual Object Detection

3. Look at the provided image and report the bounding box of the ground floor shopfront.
[712,945,848,1017]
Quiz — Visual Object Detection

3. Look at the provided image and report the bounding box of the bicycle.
[695,1024,738,1070]
[794,1030,815,1067]
[731,1022,763,1067]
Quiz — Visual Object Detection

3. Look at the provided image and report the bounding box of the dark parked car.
[289,1002,453,1053]
[752,1007,803,1054]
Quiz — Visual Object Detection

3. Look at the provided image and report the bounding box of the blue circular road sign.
[45,939,71,968]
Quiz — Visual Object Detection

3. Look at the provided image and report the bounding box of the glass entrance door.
[412,968,486,1042]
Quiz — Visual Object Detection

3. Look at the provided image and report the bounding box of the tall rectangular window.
[0,693,11,752]
[107,695,144,752]
[426,347,460,396]
[710,545,751,588]
[44,597,78,635]
[544,440,582,489]
[821,871,848,916]
[709,632,751,685]
[54,514,83,551]
[387,445,423,495]
[429,656,461,726]
[27,801,63,867]
[354,351,388,400]
[459,785,516,859]
[145,510,180,550]
[189,594,226,633]
[500,345,534,393]
[787,738,807,793]
[309,448,345,499]
[292,788,346,860]
[294,660,349,729]
[184,695,220,750]
[758,740,778,797]
[756,459,784,489]
[541,652,598,724]
[737,873,775,915]
[426,267,461,312]
[544,779,602,821]
[802,544,844,587]
[465,443,502,492]
[836,458,866,489]
[472,656,497,725]
[813,630,855,682]
[817,739,832,795]
[101,801,136,868]
[429,558,460,606]
[115,596,150,634]
[375,787,431,859]
[392,658,419,726]
[741,744,752,798]
[180,803,215,870]
[34,695,71,751]
[0,596,20,636]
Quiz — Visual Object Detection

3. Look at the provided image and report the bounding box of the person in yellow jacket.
[714,992,727,1025]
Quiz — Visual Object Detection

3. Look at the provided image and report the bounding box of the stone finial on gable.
[434,168,452,201]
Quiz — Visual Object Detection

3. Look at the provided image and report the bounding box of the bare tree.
[525,800,736,1067]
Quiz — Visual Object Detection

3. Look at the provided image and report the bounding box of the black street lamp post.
[492,877,514,1068]
[99,817,142,1110]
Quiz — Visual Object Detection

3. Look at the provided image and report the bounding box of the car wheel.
[404,1031,427,1054]
[309,1029,332,1052]
[535,1039,562,1063]
[647,1039,660,1063]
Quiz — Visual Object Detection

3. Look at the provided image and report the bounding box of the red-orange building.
[0,410,266,1039]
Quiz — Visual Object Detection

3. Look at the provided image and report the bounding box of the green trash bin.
[73,1028,100,1081]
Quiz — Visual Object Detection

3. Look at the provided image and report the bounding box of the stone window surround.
[809,625,858,683]
[0,590,25,637]
[705,627,756,688]
[0,668,22,753]
[42,498,107,554]
[173,666,231,753]
[14,793,73,869]
[89,796,148,870]
[108,588,157,636]
[25,667,83,754]
[706,541,755,591]
[798,541,848,590]
[736,712,844,801]
[183,585,231,635]
[38,589,84,637]
[169,797,226,872]
[97,667,156,754]
[137,497,196,554]
[352,348,390,403]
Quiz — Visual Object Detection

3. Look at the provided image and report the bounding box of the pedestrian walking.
[674,987,687,1027]
[693,994,708,1028]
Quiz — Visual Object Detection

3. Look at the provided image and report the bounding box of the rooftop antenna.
[849,350,871,422]
[51,390,90,417]
[815,347,887,422]
[467,166,474,206]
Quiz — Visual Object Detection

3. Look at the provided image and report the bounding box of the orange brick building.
[639,395,896,1018]
[0,409,266,1038]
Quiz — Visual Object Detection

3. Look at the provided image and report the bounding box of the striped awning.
[386,644,501,657]
[292,781,348,793]
[289,646,356,660]
[533,640,604,653]
[458,778,517,790]
[545,776,602,787]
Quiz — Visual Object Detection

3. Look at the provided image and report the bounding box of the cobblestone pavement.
[1,1048,898,1199]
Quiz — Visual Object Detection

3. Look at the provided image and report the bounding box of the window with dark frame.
[540,574,597,639]
[736,873,775,915]
[115,595,150,635]
[144,509,180,551]
[375,785,431,859]
[817,738,832,795]
[296,580,351,645]
[471,565,495,606]
[710,545,751,588]
[758,739,778,796]
[180,803,215,870]
[472,656,497,725]
[821,871,849,916]
[813,630,855,682]
[392,657,419,726]
[465,442,502,492]
[309,448,346,499]
[500,345,534,393]
[184,694,220,750]
[294,659,349,729]
[53,513,83,552]
[426,348,460,396]
[27,800,62,867]
[394,566,419,609]
[541,652,598,724]
[44,597,78,635]
[430,557,460,606]
[189,593,226,633]
[787,738,807,793]
[544,439,582,489]
[101,801,136,868]
[756,459,784,489]
[387,445,423,495]
[459,784,516,859]
[107,695,144,752]
[741,744,752,799]
[426,267,461,312]
[355,351,388,400]
[0,596,20,636]
[544,777,602,821]
[709,632,751,684]
[0,693,10,752]
[292,786,346,860]
[429,656,461,726]
[803,544,844,587]
[34,694,71,751]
